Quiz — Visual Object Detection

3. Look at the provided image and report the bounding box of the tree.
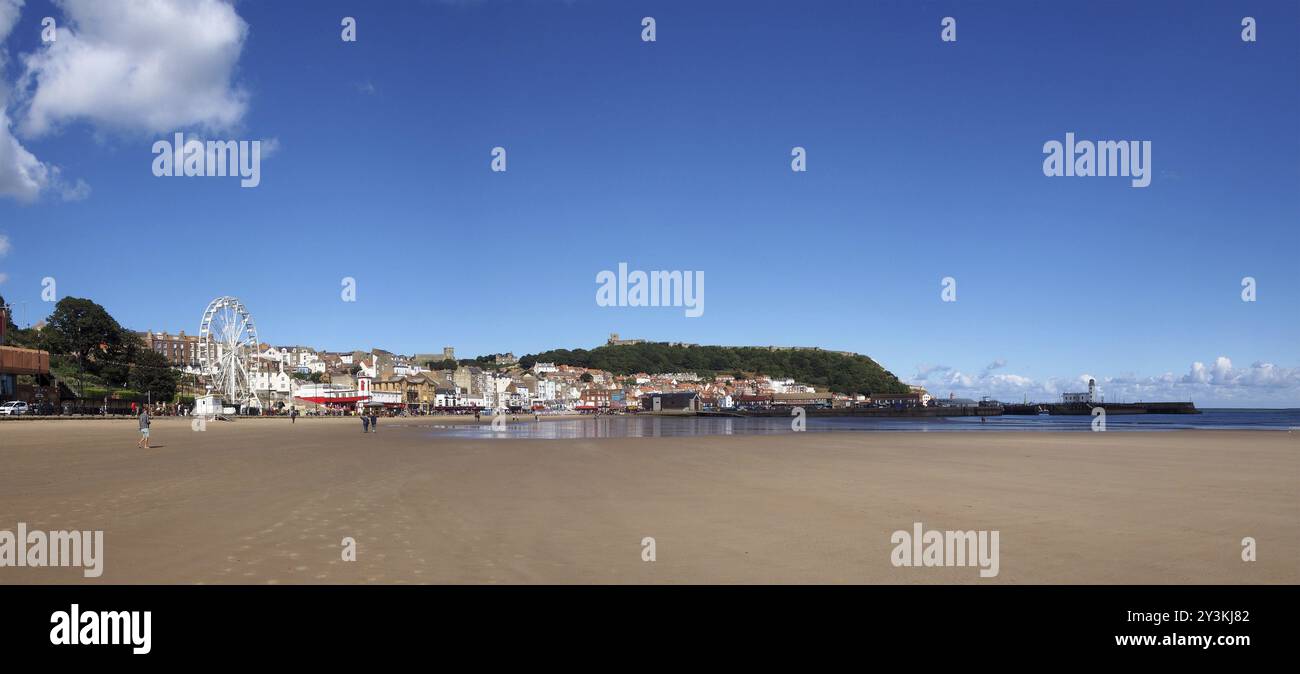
[98,334,138,387]
[580,372,594,383]
[0,293,15,335]
[42,297,128,375]
[128,348,178,401]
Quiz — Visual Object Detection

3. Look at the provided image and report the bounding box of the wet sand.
[0,417,1295,584]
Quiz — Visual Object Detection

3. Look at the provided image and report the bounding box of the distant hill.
[520,343,908,396]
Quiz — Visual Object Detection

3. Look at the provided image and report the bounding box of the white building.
[1063,379,1100,404]
[534,378,558,403]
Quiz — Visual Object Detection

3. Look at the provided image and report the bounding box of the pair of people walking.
[361,410,379,433]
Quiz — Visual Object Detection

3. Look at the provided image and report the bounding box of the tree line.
[1,294,179,401]
[519,343,908,396]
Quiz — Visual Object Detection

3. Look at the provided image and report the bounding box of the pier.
[700,405,1003,419]
[1002,402,1200,415]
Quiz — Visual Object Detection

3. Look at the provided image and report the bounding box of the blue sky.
[0,0,1297,405]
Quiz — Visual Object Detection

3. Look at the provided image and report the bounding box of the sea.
[423,409,1300,439]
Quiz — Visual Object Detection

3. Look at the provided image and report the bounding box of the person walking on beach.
[290,408,298,424]
[370,411,378,432]
[362,413,370,433]
[137,409,151,448]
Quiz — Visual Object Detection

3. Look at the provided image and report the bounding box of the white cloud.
[0,1,54,201]
[0,109,48,201]
[17,0,249,137]
[259,136,280,159]
[912,355,1300,407]
[0,231,8,284]
[0,1,23,43]
[0,0,254,202]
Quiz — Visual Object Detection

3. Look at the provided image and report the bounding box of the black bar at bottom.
[0,585,1288,662]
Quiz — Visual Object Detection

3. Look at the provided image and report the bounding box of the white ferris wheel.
[198,296,261,409]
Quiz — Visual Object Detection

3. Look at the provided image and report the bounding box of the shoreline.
[4,412,1296,431]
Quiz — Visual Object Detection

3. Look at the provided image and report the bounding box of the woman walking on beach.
[137,409,151,448]
[362,414,370,433]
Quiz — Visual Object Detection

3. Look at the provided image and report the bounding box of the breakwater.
[1002,402,1200,415]
[701,406,1003,419]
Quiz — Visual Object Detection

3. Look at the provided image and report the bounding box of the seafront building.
[139,330,202,370]
[0,306,52,404]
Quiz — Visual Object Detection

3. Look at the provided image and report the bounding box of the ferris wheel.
[198,296,261,409]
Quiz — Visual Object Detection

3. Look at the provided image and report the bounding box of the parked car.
[29,401,56,415]
[0,401,30,416]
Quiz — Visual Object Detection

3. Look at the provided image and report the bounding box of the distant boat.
[1038,407,1050,415]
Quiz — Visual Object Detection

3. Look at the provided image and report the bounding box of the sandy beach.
[0,417,1295,584]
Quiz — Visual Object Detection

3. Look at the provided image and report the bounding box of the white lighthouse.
[1062,378,1100,404]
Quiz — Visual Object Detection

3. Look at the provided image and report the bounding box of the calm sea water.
[423,409,1300,439]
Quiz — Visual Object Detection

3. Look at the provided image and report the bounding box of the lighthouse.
[1062,378,1100,405]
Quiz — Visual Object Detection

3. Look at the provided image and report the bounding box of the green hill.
[520,343,908,396]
